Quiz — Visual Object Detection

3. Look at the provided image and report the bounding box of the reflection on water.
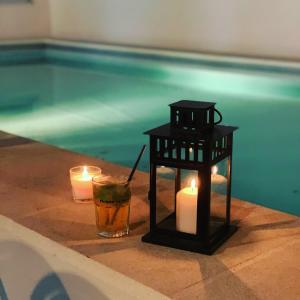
[0,95,39,114]
[0,60,299,215]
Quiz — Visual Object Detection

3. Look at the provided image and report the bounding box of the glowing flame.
[191,178,196,190]
[212,165,218,175]
[82,166,90,180]
[189,147,193,153]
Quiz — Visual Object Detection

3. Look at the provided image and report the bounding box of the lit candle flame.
[212,165,218,175]
[189,147,193,153]
[82,166,90,180]
[191,178,196,191]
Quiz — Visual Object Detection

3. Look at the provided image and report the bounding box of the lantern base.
[142,224,237,255]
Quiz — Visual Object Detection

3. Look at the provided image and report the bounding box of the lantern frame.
[142,100,238,255]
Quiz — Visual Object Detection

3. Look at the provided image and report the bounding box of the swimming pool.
[0,41,299,216]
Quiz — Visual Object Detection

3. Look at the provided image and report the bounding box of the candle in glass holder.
[211,165,227,196]
[211,165,227,184]
[157,166,174,175]
[70,165,101,203]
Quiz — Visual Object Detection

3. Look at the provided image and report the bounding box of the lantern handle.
[214,108,223,125]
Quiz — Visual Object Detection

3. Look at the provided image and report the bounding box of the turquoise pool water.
[0,44,299,216]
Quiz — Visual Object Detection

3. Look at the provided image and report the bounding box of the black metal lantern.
[142,100,238,255]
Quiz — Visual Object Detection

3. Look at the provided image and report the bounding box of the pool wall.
[2,39,300,73]
[2,39,300,102]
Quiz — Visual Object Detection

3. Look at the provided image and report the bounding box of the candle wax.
[176,186,198,234]
[71,174,93,200]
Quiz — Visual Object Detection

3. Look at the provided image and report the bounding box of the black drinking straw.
[127,144,146,184]
[109,144,146,226]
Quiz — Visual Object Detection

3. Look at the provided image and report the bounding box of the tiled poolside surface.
[0,130,299,299]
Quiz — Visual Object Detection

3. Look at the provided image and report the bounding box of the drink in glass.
[92,175,131,238]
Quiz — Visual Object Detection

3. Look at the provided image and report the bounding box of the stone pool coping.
[0,130,299,299]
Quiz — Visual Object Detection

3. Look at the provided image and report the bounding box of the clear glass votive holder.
[70,165,101,203]
[92,175,131,238]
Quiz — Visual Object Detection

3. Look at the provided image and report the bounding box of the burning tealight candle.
[211,165,227,185]
[176,178,198,234]
[70,165,101,203]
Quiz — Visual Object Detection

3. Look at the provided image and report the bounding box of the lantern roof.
[144,123,237,140]
[169,100,215,110]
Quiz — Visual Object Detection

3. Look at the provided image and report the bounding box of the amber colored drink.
[93,176,131,238]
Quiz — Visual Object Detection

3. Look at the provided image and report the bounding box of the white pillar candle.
[176,179,198,234]
[70,166,101,203]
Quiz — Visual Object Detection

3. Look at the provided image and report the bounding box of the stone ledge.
[0,131,299,299]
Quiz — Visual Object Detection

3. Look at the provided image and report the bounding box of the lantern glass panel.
[210,158,229,234]
[155,165,176,226]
